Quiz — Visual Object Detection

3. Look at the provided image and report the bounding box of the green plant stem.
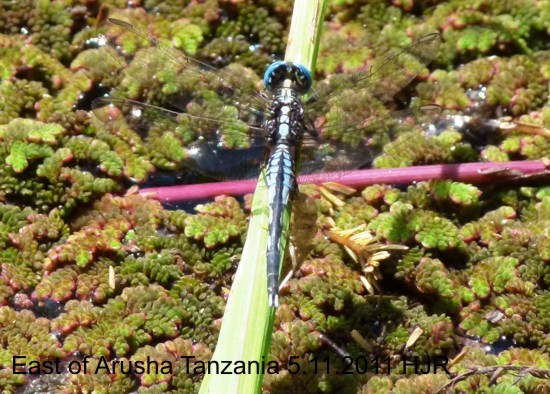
[199,1,327,393]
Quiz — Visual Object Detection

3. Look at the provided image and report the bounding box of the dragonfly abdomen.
[265,142,296,307]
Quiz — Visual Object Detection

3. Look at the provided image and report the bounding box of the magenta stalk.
[139,160,549,203]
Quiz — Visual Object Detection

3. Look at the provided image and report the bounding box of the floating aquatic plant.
[0,0,548,392]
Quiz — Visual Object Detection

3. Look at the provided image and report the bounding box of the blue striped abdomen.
[265,143,296,307]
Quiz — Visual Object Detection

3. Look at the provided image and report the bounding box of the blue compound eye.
[263,62,312,95]
[295,64,312,94]
[263,61,287,92]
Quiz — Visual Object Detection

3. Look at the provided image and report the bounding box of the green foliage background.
[0,0,549,392]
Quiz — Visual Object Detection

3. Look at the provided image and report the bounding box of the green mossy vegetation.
[0,0,549,392]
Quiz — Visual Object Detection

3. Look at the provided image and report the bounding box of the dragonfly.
[92,18,441,307]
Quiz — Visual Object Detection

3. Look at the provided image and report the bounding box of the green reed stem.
[199,1,326,393]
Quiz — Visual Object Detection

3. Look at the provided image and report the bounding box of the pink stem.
[139,160,549,203]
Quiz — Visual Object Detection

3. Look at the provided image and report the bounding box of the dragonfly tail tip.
[268,294,279,308]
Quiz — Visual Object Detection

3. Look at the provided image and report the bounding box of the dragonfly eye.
[263,61,287,92]
[293,64,312,95]
[263,61,312,95]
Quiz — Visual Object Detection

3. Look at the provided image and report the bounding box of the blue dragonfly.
[92,18,441,307]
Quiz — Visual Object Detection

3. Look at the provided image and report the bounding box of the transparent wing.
[297,33,442,178]
[93,22,441,183]
[96,18,269,127]
[92,97,268,180]
[306,33,441,111]
[297,104,441,179]
[91,18,275,180]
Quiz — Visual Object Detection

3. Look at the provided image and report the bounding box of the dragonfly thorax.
[264,87,306,147]
[274,85,300,105]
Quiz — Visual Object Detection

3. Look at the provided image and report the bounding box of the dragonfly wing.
[92,97,267,180]
[296,104,442,180]
[97,18,269,128]
[296,33,441,181]
[306,33,441,111]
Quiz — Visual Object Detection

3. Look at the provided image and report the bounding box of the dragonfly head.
[264,61,312,95]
